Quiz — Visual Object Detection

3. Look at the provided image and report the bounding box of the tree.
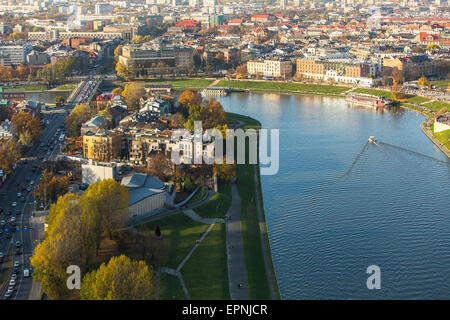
[146,153,174,182]
[170,112,185,129]
[418,76,429,87]
[215,162,236,183]
[236,64,247,76]
[80,255,154,300]
[83,179,129,240]
[31,193,98,299]
[122,83,145,111]
[114,45,123,62]
[35,169,70,204]
[0,138,21,175]
[178,90,202,116]
[54,96,66,105]
[115,61,135,81]
[65,104,93,137]
[111,87,123,96]
[10,111,41,144]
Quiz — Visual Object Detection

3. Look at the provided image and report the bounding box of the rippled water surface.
[218,93,450,299]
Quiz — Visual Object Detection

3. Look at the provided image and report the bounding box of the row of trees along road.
[30,179,154,300]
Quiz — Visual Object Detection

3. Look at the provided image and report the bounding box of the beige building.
[83,130,122,162]
[247,59,292,78]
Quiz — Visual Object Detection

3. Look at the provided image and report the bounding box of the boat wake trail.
[339,142,369,179]
[377,141,449,166]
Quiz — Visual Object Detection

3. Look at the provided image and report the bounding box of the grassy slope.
[159,273,185,300]
[430,123,450,150]
[216,80,348,94]
[194,183,232,219]
[135,214,208,269]
[181,223,229,299]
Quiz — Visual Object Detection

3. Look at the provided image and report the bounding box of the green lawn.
[181,223,229,299]
[194,183,232,219]
[135,214,209,269]
[406,95,430,104]
[215,80,348,95]
[400,103,432,118]
[54,84,77,91]
[431,80,449,89]
[140,78,214,89]
[431,123,450,150]
[186,188,206,207]
[227,112,261,130]
[353,88,392,98]
[159,273,185,300]
[423,101,450,113]
[2,85,48,92]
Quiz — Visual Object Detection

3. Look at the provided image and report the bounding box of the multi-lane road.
[0,78,100,300]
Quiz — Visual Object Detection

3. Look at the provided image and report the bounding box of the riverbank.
[352,87,450,156]
[229,112,281,300]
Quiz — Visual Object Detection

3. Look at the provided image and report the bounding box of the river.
[217,92,450,299]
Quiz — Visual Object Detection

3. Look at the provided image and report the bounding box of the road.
[0,78,100,300]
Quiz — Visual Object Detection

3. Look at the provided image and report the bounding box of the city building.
[383,55,436,81]
[83,129,123,162]
[119,43,194,75]
[0,44,31,66]
[81,160,117,185]
[247,59,293,78]
[121,173,166,218]
[296,58,374,86]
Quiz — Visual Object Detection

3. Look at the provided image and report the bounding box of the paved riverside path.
[226,182,250,300]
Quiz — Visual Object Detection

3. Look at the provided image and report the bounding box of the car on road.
[11,274,17,280]
[16,241,21,247]
[16,192,21,197]
[26,186,32,192]
[10,217,16,223]
[5,232,11,239]
[13,261,20,267]
[15,210,21,216]
[4,292,12,299]
[0,220,5,226]
[15,248,21,255]
[11,202,17,207]
[9,279,16,286]
[7,286,14,294]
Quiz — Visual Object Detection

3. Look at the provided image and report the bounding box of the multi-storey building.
[383,55,436,81]
[83,129,123,162]
[247,59,293,78]
[119,44,194,74]
[0,44,31,66]
[296,58,374,86]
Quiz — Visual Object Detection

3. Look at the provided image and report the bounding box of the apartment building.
[247,59,293,78]
[296,58,374,86]
[83,129,123,162]
[383,55,436,81]
[0,44,31,66]
[119,44,194,74]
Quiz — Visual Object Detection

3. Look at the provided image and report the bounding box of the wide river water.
[217,92,450,299]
